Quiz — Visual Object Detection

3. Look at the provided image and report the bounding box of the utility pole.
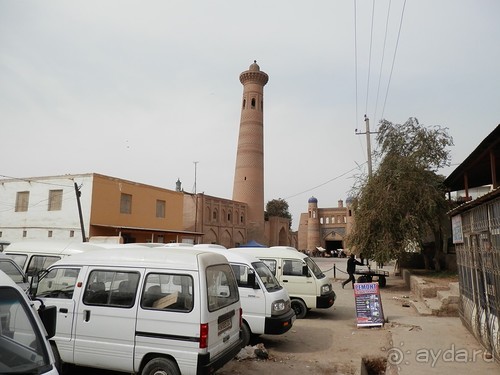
[193,161,199,237]
[355,115,378,178]
[74,182,87,242]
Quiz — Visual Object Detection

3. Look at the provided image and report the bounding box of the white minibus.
[30,246,242,375]
[232,246,336,319]
[5,240,104,279]
[0,270,59,374]
[193,244,295,347]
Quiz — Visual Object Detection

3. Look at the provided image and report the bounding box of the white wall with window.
[0,174,93,242]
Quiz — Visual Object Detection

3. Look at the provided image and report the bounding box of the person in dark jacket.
[342,254,363,289]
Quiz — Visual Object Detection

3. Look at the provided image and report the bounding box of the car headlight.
[321,284,331,295]
[271,299,287,315]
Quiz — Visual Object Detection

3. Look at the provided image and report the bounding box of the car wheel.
[241,321,252,348]
[142,357,180,375]
[291,299,307,319]
[378,276,387,288]
[357,275,369,283]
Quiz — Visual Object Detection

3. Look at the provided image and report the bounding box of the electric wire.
[364,0,376,115]
[284,163,366,201]
[0,174,74,188]
[354,0,359,132]
[381,0,407,120]
[374,0,392,123]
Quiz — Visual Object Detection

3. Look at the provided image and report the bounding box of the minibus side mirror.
[302,265,309,277]
[38,304,57,339]
[248,272,258,289]
[30,274,39,297]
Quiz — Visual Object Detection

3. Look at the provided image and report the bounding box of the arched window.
[251,98,256,108]
[242,99,246,109]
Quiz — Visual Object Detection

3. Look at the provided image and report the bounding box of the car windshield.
[304,257,325,279]
[252,261,282,292]
[0,286,52,374]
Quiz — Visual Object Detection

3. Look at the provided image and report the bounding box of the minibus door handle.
[282,279,288,283]
[59,308,68,314]
[83,310,91,322]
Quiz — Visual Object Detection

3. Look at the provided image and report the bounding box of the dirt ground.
[217,259,402,375]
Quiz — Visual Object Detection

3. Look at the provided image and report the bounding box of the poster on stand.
[354,282,384,327]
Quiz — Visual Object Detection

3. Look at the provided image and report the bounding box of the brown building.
[297,197,353,254]
[0,173,202,244]
[183,192,248,248]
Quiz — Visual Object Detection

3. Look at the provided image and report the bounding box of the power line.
[354,0,359,131]
[374,0,392,123]
[381,0,407,120]
[365,0,376,115]
[0,174,74,188]
[284,163,366,201]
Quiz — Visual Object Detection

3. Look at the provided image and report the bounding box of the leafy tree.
[346,118,454,270]
[265,198,292,227]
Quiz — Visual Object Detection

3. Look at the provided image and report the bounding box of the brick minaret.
[232,61,269,243]
[307,197,321,253]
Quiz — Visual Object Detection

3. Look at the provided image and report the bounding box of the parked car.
[4,240,104,280]
[30,245,242,375]
[193,244,295,347]
[0,269,58,374]
[0,253,28,291]
[232,246,336,319]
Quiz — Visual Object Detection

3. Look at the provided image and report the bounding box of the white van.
[5,240,104,279]
[193,244,295,347]
[30,246,242,375]
[232,246,336,319]
[0,270,59,374]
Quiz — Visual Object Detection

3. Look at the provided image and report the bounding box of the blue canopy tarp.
[239,240,266,248]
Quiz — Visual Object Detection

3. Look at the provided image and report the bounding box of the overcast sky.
[1,1,499,230]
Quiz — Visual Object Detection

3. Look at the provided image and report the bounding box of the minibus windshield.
[304,257,325,279]
[0,286,53,374]
[252,261,282,292]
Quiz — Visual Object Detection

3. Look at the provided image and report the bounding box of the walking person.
[342,254,363,289]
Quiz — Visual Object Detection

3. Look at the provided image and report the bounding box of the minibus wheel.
[241,321,251,348]
[291,299,307,319]
[142,357,180,375]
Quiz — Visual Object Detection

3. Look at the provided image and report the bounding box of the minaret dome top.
[249,60,260,71]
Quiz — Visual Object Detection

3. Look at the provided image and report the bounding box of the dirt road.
[217,257,499,375]
[218,257,394,375]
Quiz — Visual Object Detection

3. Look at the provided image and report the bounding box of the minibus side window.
[230,264,254,288]
[283,260,305,276]
[83,270,140,308]
[5,254,27,269]
[141,273,193,312]
[261,259,276,276]
[26,256,61,277]
[36,267,80,299]
[206,264,239,312]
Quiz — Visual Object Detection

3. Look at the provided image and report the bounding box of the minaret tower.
[232,61,269,243]
[307,196,321,253]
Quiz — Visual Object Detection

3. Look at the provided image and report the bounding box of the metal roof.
[444,124,500,192]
